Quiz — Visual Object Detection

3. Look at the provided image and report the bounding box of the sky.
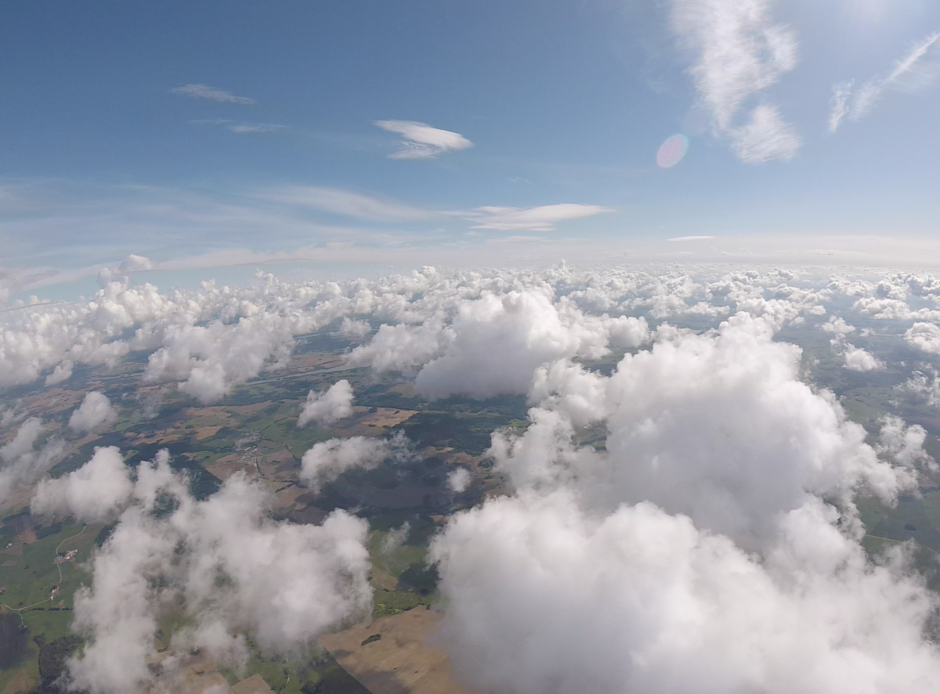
[3,0,940,295]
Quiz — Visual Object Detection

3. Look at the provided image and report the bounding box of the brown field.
[206,455,251,482]
[273,483,307,510]
[333,408,418,437]
[0,669,32,694]
[320,608,474,694]
[231,673,275,694]
[17,388,85,419]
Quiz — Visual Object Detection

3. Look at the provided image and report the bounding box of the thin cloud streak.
[463,204,614,232]
[260,186,435,222]
[191,119,285,134]
[171,84,257,104]
[830,32,940,132]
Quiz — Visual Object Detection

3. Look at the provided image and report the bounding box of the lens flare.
[656,134,689,168]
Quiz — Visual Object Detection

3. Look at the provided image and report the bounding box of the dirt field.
[320,608,474,694]
[0,669,32,694]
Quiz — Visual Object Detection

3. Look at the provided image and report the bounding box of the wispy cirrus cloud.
[374,120,473,160]
[260,186,435,222]
[829,32,940,132]
[171,84,256,104]
[463,204,613,232]
[731,105,801,163]
[670,0,801,163]
[191,118,285,134]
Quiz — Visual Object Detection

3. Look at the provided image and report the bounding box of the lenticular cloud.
[430,312,940,694]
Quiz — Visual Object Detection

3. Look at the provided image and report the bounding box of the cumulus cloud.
[843,344,883,372]
[411,291,647,400]
[374,120,473,159]
[171,84,256,104]
[143,314,297,403]
[429,312,939,694]
[338,317,371,338]
[830,32,940,131]
[298,379,355,427]
[906,322,940,354]
[44,360,74,386]
[68,391,117,433]
[821,316,855,334]
[32,446,134,522]
[671,0,800,162]
[432,490,940,694]
[0,418,67,509]
[32,449,371,694]
[300,434,401,491]
[463,204,613,232]
[877,416,936,470]
[119,254,154,273]
[448,467,471,493]
[902,368,940,407]
[347,321,453,374]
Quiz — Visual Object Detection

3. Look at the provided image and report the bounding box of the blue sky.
[3,0,940,291]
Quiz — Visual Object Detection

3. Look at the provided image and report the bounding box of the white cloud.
[171,84,256,104]
[0,418,67,509]
[338,317,371,339]
[905,321,940,354]
[828,81,855,132]
[876,416,935,470]
[32,445,134,523]
[380,521,411,555]
[730,105,801,163]
[409,291,646,401]
[821,316,855,335]
[427,312,938,694]
[298,379,355,428]
[671,0,800,162]
[902,368,940,407]
[300,435,395,492]
[464,204,614,232]
[143,314,298,404]
[32,449,371,694]
[843,345,882,371]
[374,120,473,159]
[69,391,117,433]
[431,490,940,694]
[448,467,471,493]
[347,321,453,374]
[118,254,153,273]
[192,118,285,134]
[830,32,940,131]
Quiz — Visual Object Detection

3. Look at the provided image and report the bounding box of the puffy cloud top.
[68,391,117,433]
[298,379,354,427]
